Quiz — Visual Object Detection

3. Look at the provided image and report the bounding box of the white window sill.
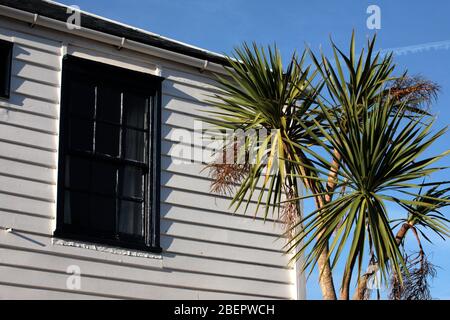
[52,238,163,260]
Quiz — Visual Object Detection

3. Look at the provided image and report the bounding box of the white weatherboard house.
[0,0,305,299]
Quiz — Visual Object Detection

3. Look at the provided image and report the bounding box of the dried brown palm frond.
[389,75,440,113]
[207,162,250,195]
[389,251,437,300]
[204,140,251,196]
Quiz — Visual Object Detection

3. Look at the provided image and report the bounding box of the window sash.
[56,55,162,253]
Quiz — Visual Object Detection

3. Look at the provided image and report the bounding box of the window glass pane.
[89,195,116,233]
[124,129,146,162]
[65,156,91,191]
[121,166,144,199]
[119,200,143,237]
[91,162,118,196]
[124,91,148,129]
[69,118,93,151]
[64,191,90,228]
[95,123,120,157]
[97,85,122,124]
[68,80,95,118]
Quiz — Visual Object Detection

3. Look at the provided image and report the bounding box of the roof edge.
[0,0,230,66]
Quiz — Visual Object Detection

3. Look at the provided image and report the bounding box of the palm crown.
[204,33,449,299]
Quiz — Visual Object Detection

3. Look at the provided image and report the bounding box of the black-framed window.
[0,39,13,99]
[55,55,163,253]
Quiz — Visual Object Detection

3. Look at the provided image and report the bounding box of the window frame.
[0,39,13,99]
[55,55,163,253]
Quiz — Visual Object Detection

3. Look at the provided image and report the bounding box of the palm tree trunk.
[320,150,342,300]
[310,192,336,300]
[353,222,412,300]
[312,149,341,300]
[298,171,337,299]
[295,148,337,300]
[317,247,337,299]
[322,149,342,300]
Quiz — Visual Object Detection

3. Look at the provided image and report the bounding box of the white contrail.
[380,39,450,56]
[309,39,450,68]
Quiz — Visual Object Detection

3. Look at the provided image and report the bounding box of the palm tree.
[203,33,449,300]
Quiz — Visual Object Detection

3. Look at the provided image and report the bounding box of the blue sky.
[57,0,450,299]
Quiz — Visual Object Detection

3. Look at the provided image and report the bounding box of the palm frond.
[289,33,449,288]
[204,43,324,222]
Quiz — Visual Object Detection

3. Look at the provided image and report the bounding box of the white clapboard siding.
[0,24,61,54]
[0,16,296,300]
[0,191,55,218]
[160,219,286,251]
[161,187,270,218]
[0,284,116,300]
[0,265,204,300]
[0,208,286,258]
[162,154,210,178]
[0,94,59,118]
[161,172,233,197]
[0,107,58,133]
[0,174,55,202]
[0,122,57,150]
[163,253,293,284]
[163,66,221,90]
[13,44,61,71]
[162,155,268,195]
[0,232,292,284]
[162,125,225,148]
[162,109,216,131]
[0,210,55,234]
[0,157,56,184]
[10,76,60,103]
[163,81,221,105]
[0,264,280,300]
[0,140,57,168]
[0,247,292,299]
[161,203,284,236]
[12,59,60,86]
[161,129,219,158]
[161,236,288,267]
[164,96,219,121]
[162,142,219,163]
[161,171,270,205]
[1,208,288,268]
[0,238,287,299]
